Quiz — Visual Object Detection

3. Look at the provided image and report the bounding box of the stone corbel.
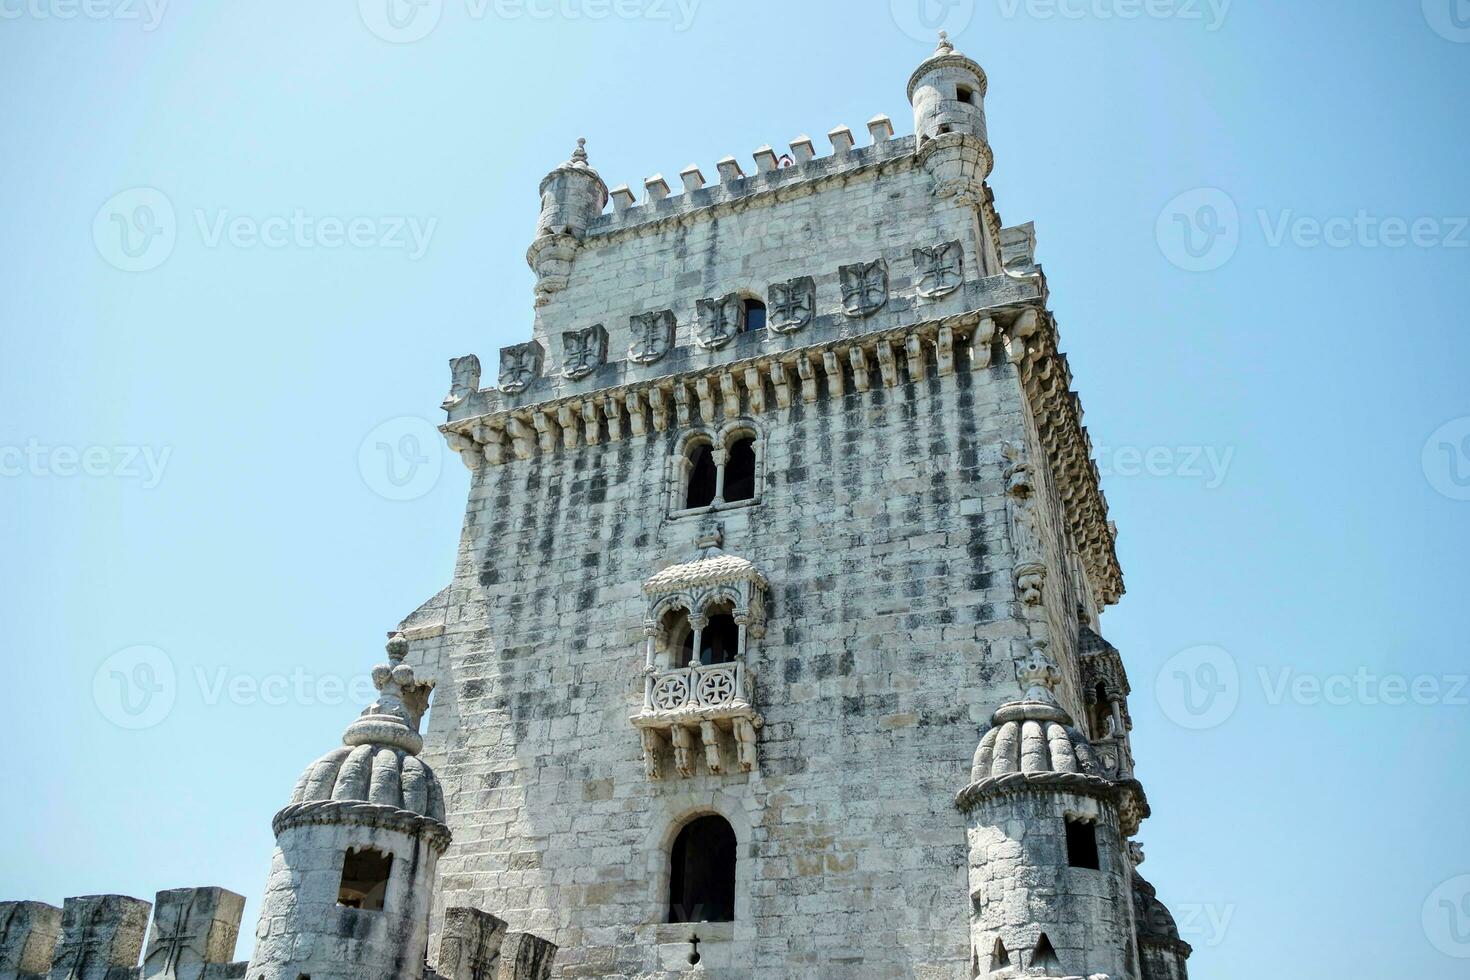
[532,411,558,454]
[936,325,955,375]
[507,417,536,460]
[796,354,818,403]
[876,340,898,387]
[905,333,927,383]
[720,372,741,418]
[769,361,792,409]
[640,728,664,781]
[695,377,715,422]
[626,390,648,437]
[733,716,760,773]
[849,346,871,392]
[822,350,845,396]
[649,387,670,432]
[744,366,766,414]
[581,401,601,445]
[602,394,623,441]
[972,317,996,369]
[673,383,693,427]
[699,720,723,775]
[557,404,579,450]
[669,726,695,778]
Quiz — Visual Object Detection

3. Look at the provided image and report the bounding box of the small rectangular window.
[338,847,393,910]
[1065,819,1100,870]
[956,86,975,105]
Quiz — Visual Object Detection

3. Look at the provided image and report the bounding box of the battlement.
[598,114,908,235]
[0,888,246,980]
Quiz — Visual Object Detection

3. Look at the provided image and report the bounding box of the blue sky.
[3,1,1468,976]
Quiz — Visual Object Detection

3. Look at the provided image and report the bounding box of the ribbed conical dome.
[969,651,1104,783]
[282,633,445,822]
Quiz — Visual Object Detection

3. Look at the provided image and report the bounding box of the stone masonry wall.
[406,347,1104,978]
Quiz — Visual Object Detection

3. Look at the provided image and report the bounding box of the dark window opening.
[686,443,717,509]
[338,847,392,910]
[988,938,1011,973]
[1065,819,1100,870]
[1088,683,1112,739]
[1031,933,1062,973]
[699,613,739,666]
[937,123,953,135]
[957,85,976,105]
[723,437,756,503]
[667,815,737,923]
[741,299,766,333]
[666,610,695,669]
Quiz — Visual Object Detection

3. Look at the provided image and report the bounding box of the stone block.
[47,895,151,980]
[0,901,62,979]
[437,908,507,980]
[495,933,556,980]
[141,888,245,980]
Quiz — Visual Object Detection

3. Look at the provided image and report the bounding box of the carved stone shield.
[839,259,888,316]
[442,354,481,410]
[768,276,815,334]
[561,324,608,380]
[498,341,544,394]
[914,240,964,297]
[696,293,743,349]
[628,310,676,364]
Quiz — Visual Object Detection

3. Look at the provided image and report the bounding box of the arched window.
[723,436,756,503]
[667,815,737,923]
[699,608,739,666]
[662,608,695,669]
[686,441,717,509]
[741,298,766,333]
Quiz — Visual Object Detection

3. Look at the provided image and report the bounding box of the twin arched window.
[662,603,740,669]
[679,428,760,514]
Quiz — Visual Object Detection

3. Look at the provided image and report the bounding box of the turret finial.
[1017,641,1062,703]
[936,31,954,55]
[572,137,588,165]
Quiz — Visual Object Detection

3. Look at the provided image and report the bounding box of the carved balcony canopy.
[632,523,767,781]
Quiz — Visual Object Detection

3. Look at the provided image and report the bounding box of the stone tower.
[413,33,1194,980]
[245,635,450,980]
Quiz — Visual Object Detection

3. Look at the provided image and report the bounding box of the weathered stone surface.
[47,895,151,980]
[141,888,245,980]
[0,901,62,979]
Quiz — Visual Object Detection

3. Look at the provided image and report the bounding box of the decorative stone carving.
[913,240,963,297]
[49,895,152,980]
[437,908,508,980]
[629,310,676,364]
[767,276,815,333]
[696,293,742,349]
[498,341,544,394]
[443,354,481,410]
[141,887,244,980]
[561,324,607,380]
[1003,441,1047,609]
[839,259,888,316]
[632,523,766,779]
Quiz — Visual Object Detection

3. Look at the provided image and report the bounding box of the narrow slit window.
[686,442,717,509]
[338,847,392,910]
[723,437,757,503]
[1065,819,1100,870]
[742,299,766,333]
[667,815,737,923]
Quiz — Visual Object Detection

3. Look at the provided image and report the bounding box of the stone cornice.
[445,293,1124,608]
[955,770,1121,813]
[272,800,452,854]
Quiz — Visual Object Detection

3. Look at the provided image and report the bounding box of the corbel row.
[1004,308,1125,606]
[442,311,1008,468]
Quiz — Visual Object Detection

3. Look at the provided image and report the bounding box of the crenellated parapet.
[0,888,248,980]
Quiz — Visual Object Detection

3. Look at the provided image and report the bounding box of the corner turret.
[526,138,609,308]
[244,634,450,980]
[957,644,1146,979]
